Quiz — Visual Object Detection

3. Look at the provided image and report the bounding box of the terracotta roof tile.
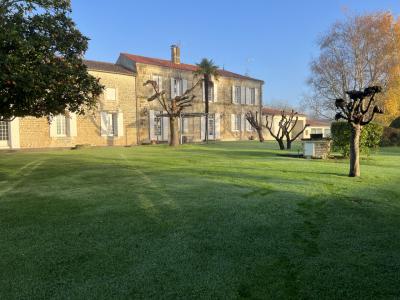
[262,107,306,116]
[120,53,263,83]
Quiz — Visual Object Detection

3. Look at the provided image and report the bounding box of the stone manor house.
[0,45,264,149]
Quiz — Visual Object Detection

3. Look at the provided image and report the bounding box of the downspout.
[135,75,140,145]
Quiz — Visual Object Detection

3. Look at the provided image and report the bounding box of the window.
[233,114,241,131]
[324,128,331,137]
[173,78,183,96]
[207,82,214,102]
[103,113,118,136]
[311,128,323,134]
[246,119,253,131]
[105,87,116,101]
[0,121,9,141]
[235,86,241,104]
[55,114,67,136]
[208,114,215,136]
[250,88,256,105]
[154,112,162,136]
[152,75,163,90]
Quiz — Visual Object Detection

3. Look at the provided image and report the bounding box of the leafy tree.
[193,59,219,142]
[334,86,384,177]
[0,0,103,121]
[144,79,201,146]
[306,13,400,119]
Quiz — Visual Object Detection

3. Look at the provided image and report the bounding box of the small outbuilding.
[302,134,331,159]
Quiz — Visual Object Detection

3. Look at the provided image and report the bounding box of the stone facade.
[1,66,136,150]
[117,52,263,144]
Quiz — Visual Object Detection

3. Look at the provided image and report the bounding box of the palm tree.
[194,59,219,142]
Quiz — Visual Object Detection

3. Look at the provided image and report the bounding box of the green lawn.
[0,142,399,299]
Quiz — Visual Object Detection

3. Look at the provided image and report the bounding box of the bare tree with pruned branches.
[334,86,384,177]
[144,79,201,146]
[265,110,309,150]
[245,111,264,142]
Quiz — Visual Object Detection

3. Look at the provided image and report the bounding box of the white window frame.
[104,112,118,136]
[105,87,117,101]
[55,114,67,137]
[0,121,9,141]
[250,88,256,105]
[235,86,241,104]
[152,75,163,90]
[234,114,241,131]
[174,78,183,96]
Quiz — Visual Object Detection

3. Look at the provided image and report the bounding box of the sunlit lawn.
[0,141,399,299]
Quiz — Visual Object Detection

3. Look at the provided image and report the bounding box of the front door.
[0,121,10,148]
[208,114,215,140]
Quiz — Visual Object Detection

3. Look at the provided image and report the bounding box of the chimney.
[171,45,180,64]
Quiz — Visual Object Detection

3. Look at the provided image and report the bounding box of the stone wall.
[18,70,136,148]
[133,63,263,143]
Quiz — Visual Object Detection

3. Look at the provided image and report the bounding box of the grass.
[0,141,399,299]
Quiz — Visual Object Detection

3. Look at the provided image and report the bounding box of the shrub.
[389,116,400,129]
[331,122,383,157]
[381,127,400,146]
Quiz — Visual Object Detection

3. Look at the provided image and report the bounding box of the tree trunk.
[204,75,209,143]
[169,116,179,147]
[256,128,264,142]
[286,139,292,150]
[278,139,285,150]
[349,124,361,177]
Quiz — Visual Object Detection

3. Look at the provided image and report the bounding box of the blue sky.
[71,0,400,107]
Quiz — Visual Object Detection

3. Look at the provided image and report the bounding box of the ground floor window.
[154,113,163,137]
[0,121,9,140]
[55,115,67,136]
[234,114,241,131]
[103,113,118,136]
[208,114,215,137]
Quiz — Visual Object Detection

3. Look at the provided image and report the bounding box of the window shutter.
[241,86,246,104]
[200,116,206,140]
[9,118,20,149]
[117,112,124,136]
[246,87,250,105]
[182,79,188,94]
[170,78,175,98]
[241,114,245,132]
[100,112,108,136]
[149,110,156,140]
[162,112,169,141]
[232,86,236,103]
[49,117,57,137]
[215,113,220,139]
[69,112,77,137]
[214,82,218,102]
[202,82,206,102]
[255,88,259,106]
[183,117,189,134]
[231,114,235,131]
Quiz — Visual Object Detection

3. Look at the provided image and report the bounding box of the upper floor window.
[55,114,67,136]
[207,82,214,102]
[173,78,183,96]
[105,87,116,101]
[250,88,256,105]
[235,86,241,104]
[152,75,163,91]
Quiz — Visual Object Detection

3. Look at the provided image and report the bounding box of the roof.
[262,107,306,116]
[120,53,263,83]
[307,119,332,127]
[84,60,134,76]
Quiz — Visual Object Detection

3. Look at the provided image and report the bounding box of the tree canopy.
[305,12,400,122]
[0,0,103,121]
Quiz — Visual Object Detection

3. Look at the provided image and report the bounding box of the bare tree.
[144,79,201,146]
[265,110,309,150]
[245,111,264,142]
[282,110,310,150]
[334,86,384,177]
[265,113,286,150]
[306,12,400,118]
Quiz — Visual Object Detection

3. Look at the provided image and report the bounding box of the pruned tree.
[306,12,400,119]
[0,0,104,121]
[265,110,309,150]
[334,86,384,177]
[245,111,264,142]
[144,79,201,146]
[265,113,286,150]
[282,110,310,150]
